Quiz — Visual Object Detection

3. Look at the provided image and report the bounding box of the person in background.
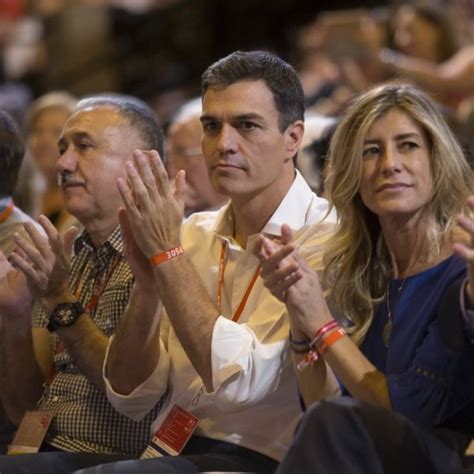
[0,109,41,453]
[256,83,474,474]
[166,98,227,215]
[24,91,78,233]
[297,114,337,195]
[0,110,39,257]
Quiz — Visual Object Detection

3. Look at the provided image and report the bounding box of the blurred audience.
[388,3,458,62]
[296,2,471,116]
[380,45,474,96]
[297,113,337,195]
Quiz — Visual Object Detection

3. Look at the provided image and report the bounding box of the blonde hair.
[324,83,473,345]
[26,91,77,134]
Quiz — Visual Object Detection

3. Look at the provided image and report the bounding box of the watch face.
[54,305,77,325]
[50,302,84,329]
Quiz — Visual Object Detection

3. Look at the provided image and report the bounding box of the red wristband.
[310,320,340,348]
[150,245,184,266]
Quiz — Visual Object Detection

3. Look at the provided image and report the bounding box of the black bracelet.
[289,330,310,353]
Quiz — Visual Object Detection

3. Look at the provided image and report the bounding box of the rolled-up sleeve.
[103,335,170,421]
[211,316,287,411]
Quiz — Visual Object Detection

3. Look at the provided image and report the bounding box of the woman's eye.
[363,147,379,157]
[400,141,419,150]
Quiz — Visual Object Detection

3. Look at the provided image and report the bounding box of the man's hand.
[9,216,79,306]
[118,208,155,289]
[117,149,186,259]
[453,195,474,309]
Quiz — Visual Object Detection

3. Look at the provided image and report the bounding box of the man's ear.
[284,120,305,162]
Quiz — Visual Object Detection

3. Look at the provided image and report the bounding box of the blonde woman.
[257,83,474,473]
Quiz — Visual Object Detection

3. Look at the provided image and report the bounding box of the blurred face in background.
[166,113,226,214]
[392,6,443,62]
[27,106,71,185]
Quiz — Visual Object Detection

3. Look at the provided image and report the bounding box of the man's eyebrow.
[72,131,94,140]
[200,112,265,122]
[58,131,96,150]
[199,114,214,123]
[233,113,265,122]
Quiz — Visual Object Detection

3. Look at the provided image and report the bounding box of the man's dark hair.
[0,110,25,198]
[201,50,305,132]
[75,94,165,157]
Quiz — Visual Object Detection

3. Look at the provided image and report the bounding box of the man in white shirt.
[97,50,335,473]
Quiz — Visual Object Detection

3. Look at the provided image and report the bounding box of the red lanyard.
[74,254,123,312]
[216,241,260,323]
[0,199,14,224]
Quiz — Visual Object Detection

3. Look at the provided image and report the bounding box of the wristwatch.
[47,301,85,332]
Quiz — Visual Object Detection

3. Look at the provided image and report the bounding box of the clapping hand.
[453,195,474,309]
[9,216,79,305]
[255,224,331,337]
[117,150,186,260]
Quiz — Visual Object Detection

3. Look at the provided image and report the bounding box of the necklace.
[383,276,408,347]
[382,231,447,347]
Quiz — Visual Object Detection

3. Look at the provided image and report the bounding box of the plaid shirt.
[32,226,164,455]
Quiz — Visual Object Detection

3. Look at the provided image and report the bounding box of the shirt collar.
[213,170,314,242]
[261,170,313,237]
[74,224,123,257]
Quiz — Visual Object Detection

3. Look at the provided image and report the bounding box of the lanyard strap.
[74,254,123,313]
[216,241,260,323]
[0,199,14,224]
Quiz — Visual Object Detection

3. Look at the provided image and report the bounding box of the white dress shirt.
[104,171,335,462]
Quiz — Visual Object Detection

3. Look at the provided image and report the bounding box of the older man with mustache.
[0,95,166,473]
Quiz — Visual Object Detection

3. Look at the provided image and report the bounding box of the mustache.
[57,172,85,188]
